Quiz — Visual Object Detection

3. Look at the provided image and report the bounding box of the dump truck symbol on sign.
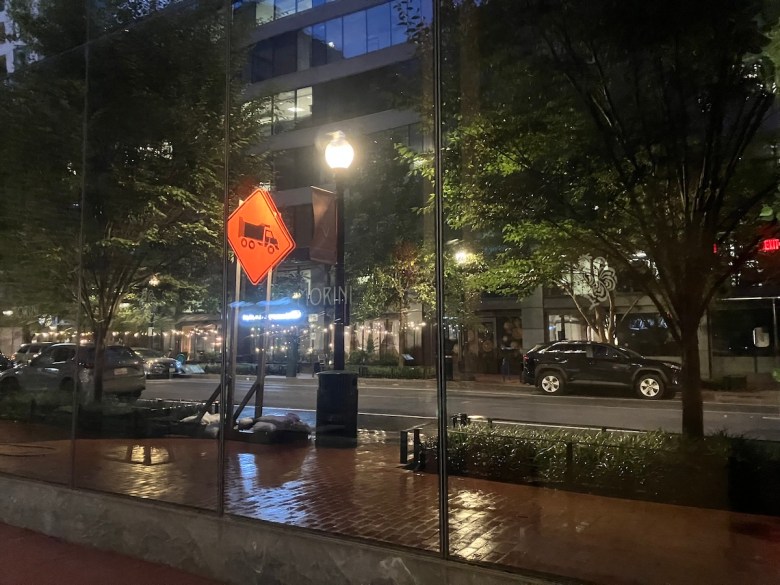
[239,218,279,254]
[227,188,295,285]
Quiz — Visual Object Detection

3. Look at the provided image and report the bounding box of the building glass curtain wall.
[1,1,780,584]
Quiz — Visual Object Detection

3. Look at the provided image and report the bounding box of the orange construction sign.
[227,188,295,285]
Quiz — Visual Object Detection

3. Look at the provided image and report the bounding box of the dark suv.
[522,341,681,400]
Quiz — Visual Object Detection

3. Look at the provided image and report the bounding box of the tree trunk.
[92,326,107,403]
[680,324,704,437]
[397,309,406,367]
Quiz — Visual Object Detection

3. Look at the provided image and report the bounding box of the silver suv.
[0,343,146,398]
[12,342,53,366]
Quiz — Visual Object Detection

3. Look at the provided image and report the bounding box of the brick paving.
[1,420,780,584]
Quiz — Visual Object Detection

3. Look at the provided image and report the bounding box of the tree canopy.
[0,0,269,397]
[415,0,780,435]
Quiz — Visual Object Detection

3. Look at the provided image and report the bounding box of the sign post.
[227,188,295,422]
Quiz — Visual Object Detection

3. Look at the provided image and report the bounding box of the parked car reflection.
[0,343,146,399]
[131,347,184,379]
[12,342,54,366]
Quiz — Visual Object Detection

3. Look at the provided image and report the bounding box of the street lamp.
[325,130,354,370]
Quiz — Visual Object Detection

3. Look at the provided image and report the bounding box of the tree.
[346,132,431,364]
[415,0,780,436]
[0,0,270,400]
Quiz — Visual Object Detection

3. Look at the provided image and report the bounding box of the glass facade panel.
[273,91,296,133]
[310,23,327,67]
[366,3,392,52]
[274,0,295,19]
[343,12,367,58]
[7,1,780,584]
[297,28,311,71]
[247,2,419,84]
[255,0,274,24]
[0,0,85,485]
[390,0,409,45]
[272,31,298,76]
[324,17,343,63]
[438,1,780,583]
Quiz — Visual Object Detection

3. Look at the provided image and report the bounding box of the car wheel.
[636,374,665,399]
[537,370,565,395]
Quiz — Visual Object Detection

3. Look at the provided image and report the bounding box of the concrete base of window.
[0,474,557,585]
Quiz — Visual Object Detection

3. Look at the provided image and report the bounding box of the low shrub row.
[346,365,434,379]
[421,425,780,515]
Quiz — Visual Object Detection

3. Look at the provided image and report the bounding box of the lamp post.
[324,131,354,370]
[146,274,160,349]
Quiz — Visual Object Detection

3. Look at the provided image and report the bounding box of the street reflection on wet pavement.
[0,421,779,584]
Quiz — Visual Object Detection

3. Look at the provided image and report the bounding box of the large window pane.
[325,17,343,63]
[366,4,392,52]
[0,2,86,484]
[311,23,327,67]
[273,31,298,76]
[223,0,436,550]
[274,0,295,19]
[439,1,780,583]
[343,12,367,58]
[65,0,236,511]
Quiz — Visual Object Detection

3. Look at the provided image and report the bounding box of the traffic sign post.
[227,188,295,284]
[227,188,295,422]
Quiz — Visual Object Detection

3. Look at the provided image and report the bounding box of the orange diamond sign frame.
[227,188,295,285]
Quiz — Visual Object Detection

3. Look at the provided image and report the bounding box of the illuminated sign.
[713,239,780,254]
[241,310,303,322]
[760,238,780,253]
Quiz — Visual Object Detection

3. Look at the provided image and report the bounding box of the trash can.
[444,355,454,381]
[316,371,358,447]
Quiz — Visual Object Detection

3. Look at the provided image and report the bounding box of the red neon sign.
[713,239,780,254]
[761,238,780,252]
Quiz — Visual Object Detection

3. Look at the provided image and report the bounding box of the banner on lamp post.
[310,186,337,265]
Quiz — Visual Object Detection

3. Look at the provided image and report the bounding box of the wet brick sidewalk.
[0,421,779,584]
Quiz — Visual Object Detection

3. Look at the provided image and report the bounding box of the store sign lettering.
[307,286,351,306]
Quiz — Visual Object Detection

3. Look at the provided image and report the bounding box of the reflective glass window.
[343,12,367,58]
[251,39,273,82]
[390,0,409,45]
[274,0,295,19]
[255,0,274,23]
[325,18,343,63]
[366,4,391,52]
[273,91,296,132]
[311,23,327,67]
[272,31,298,76]
[297,28,311,71]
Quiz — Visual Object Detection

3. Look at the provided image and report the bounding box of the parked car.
[0,352,11,371]
[131,347,184,378]
[12,342,54,366]
[522,340,680,400]
[0,343,145,398]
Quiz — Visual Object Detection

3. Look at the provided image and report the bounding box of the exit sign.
[760,238,780,252]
